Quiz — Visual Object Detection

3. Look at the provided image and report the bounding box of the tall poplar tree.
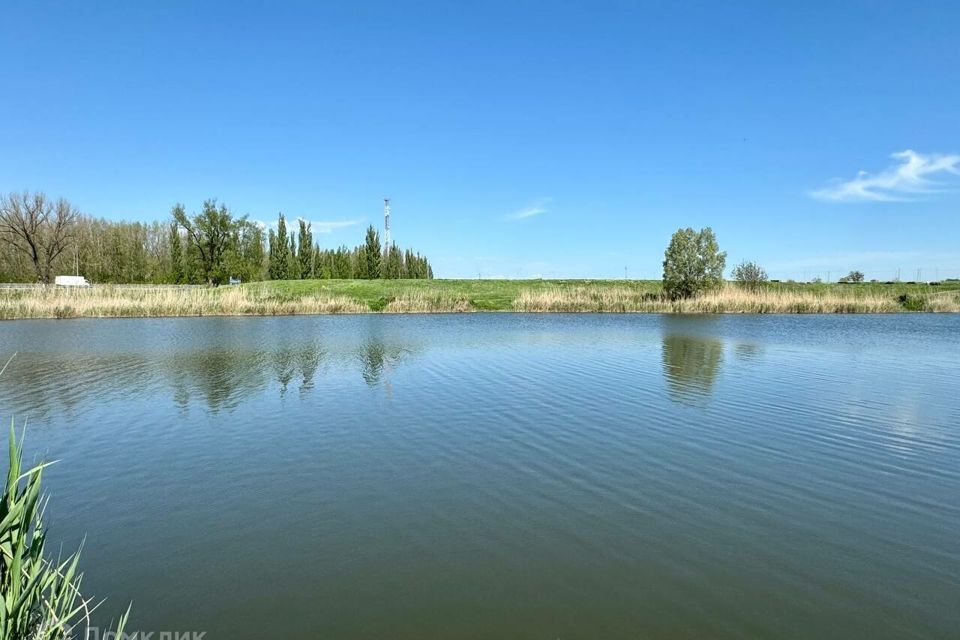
[287,231,299,279]
[269,213,290,280]
[363,225,381,279]
[169,221,184,283]
[297,219,313,279]
[384,245,403,279]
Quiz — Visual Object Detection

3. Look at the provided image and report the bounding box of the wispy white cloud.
[308,219,362,234]
[811,150,960,202]
[506,198,550,220]
[253,217,362,233]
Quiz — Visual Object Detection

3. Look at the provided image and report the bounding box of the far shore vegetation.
[2,191,959,318]
[2,279,958,319]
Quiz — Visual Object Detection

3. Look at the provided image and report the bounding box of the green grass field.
[253,278,661,310]
[252,278,960,311]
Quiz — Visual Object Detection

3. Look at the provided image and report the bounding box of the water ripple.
[0,313,957,639]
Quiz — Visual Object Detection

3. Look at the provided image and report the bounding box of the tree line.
[0,192,433,284]
[0,191,871,290]
[263,213,432,282]
[662,226,868,297]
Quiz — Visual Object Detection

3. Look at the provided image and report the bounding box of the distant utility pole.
[624,266,628,280]
[383,197,392,254]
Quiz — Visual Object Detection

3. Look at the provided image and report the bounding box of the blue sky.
[2,1,958,280]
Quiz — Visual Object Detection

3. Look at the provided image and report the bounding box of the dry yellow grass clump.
[675,288,900,313]
[513,286,654,312]
[382,291,473,313]
[0,286,365,319]
[924,291,960,312]
[512,285,960,313]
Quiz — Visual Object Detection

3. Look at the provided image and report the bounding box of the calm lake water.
[0,314,958,639]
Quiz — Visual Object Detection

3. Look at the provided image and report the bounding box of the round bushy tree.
[662,227,726,299]
[731,260,768,291]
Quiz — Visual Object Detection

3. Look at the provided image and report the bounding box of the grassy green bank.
[1,279,959,318]
[261,278,960,311]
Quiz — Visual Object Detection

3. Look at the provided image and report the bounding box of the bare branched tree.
[0,191,79,283]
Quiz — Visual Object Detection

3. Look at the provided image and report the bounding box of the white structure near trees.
[54,275,90,287]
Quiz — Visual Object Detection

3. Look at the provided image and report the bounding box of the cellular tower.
[383,197,392,253]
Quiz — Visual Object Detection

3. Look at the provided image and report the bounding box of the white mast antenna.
[383,197,392,253]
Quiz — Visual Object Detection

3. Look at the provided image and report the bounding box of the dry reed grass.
[924,291,960,312]
[382,291,473,313]
[513,286,654,312]
[0,285,365,319]
[512,285,960,313]
[2,283,957,319]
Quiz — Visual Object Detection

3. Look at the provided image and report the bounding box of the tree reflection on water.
[162,333,421,411]
[661,331,724,404]
[357,339,418,387]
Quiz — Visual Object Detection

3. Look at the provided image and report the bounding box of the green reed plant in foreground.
[0,421,129,639]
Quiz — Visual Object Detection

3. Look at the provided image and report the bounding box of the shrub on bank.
[898,293,927,311]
